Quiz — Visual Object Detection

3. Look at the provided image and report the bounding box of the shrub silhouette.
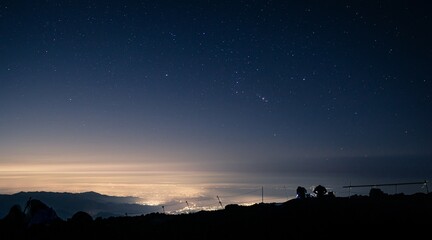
[4,204,25,224]
[70,211,93,225]
[369,188,386,198]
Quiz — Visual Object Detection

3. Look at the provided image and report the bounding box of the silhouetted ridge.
[0,191,158,219]
[1,192,431,239]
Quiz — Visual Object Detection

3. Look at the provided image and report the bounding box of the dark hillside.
[1,192,431,239]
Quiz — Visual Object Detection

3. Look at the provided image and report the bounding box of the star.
[256,94,269,103]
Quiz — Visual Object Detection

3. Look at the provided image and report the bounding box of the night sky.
[1,1,432,209]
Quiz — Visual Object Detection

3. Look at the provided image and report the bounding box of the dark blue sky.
[0,1,431,199]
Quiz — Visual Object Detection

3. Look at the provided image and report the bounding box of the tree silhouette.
[313,185,327,198]
[296,186,307,199]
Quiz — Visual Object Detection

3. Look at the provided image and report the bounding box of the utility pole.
[162,206,165,214]
[261,186,264,203]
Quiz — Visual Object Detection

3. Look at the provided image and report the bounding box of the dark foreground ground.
[1,193,431,239]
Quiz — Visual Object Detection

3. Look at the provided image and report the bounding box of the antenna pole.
[23,197,32,214]
[349,181,351,198]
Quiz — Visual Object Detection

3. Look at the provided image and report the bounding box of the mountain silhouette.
[0,191,159,219]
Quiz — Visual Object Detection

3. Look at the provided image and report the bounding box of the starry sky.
[1,1,432,207]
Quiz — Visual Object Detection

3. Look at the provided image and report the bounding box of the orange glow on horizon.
[0,162,235,205]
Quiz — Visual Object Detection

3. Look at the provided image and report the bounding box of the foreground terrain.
[1,192,431,239]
